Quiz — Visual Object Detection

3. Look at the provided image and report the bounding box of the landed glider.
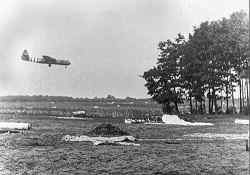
[21,50,71,68]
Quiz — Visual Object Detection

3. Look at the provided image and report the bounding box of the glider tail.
[21,50,30,61]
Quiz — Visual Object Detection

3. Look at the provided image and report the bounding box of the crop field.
[0,101,249,175]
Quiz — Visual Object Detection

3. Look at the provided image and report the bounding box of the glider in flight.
[21,50,71,68]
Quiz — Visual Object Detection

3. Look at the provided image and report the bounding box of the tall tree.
[143,34,186,114]
[142,10,249,115]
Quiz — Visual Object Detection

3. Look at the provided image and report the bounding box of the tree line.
[143,11,249,114]
[0,95,153,103]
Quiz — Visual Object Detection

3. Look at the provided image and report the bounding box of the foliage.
[143,34,186,113]
[142,10,249,114]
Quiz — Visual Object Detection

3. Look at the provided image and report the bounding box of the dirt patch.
[88,123,129,137]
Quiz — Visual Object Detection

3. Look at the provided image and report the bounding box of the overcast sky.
[0,0,248,98]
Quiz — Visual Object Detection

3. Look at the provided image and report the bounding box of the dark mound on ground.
[154,171,191,175]
[88,123,129,137]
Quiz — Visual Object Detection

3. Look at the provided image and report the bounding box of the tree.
[226,11,249,113]
[142,34,185,114]
[185,11,249,114]
[143,10,249,115]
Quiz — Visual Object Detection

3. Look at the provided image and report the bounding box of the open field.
[0,100,162,118]
[0,114,249,175]
[0,101,249,175]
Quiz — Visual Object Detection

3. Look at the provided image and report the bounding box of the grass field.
[0,101,162,118]
[0,114,249,175]
[0,101,249,175]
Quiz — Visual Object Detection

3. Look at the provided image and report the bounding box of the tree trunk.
[208,90,212,114]
[239,80,242,113]
[248,71,250,114]
[211,95,214,113]
[246,79,249,110]
[199,100,203,114]
[203,98,206,114]
[212,88,217,114]
[243,79,245,108]
[231,93,235,113]
[174,101,179,114]
[231,82,235,114]
[162,102,171,114]
[220,90,223,112]
[226,84,229,113]
[195,98,198,113]
[189,94,192,114]
[208,95,211,113]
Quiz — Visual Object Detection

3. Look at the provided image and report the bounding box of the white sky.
[0,0,248,98]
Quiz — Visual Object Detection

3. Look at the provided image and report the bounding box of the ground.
[0,113,248,175]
